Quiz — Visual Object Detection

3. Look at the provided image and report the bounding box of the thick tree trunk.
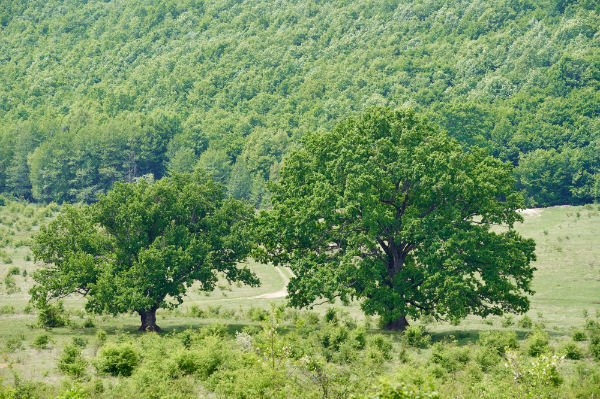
[383,315,409,331]
[138,308,160,332]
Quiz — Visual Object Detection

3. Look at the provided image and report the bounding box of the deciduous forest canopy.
[0,0,599,206]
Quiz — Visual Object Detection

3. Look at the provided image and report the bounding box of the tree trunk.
[383,315,409,331]
[138,308,160,332]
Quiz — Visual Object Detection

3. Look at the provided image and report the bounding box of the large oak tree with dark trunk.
[30,171,258,331]
[257,107,536,330]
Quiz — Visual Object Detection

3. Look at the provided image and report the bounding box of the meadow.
[0,201,599,398]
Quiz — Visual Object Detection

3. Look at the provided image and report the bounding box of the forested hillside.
[0,0,599,206]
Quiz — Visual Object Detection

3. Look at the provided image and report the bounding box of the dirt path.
[253,267,289,299]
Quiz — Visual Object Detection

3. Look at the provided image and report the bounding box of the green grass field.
[0,202,599,396]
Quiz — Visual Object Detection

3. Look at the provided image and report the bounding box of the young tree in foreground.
[30,171,258,331]
[257,107,536,330]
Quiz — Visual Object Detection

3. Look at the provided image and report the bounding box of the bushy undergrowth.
[2,308,600,398]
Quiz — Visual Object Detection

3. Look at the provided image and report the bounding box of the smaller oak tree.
[257,107,536,330]
[30,171,258,331]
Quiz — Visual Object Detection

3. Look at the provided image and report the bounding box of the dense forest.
[0,0,599,207]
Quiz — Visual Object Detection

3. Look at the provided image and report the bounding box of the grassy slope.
[0,203,599,383]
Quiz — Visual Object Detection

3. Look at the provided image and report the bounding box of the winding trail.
[252,267,289,299]
[198,267,290,303]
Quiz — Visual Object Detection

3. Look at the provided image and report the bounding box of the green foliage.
[30,171,257,331]
[36,299,69,328]
[258,107,536,328]
[95,343,139,377]
[478,330,518,356]
[58,344,88,378]
[32,333,51,349]
[560,342,583,360]
[4,335,24,352]
[572,330,587,342]
[505,351,564,398]
[0,0,598,206]
[403,326,432,349]
[0,304,15,314]
[357,380,440,399]
[526,328,550,357]
[518,315,533,329]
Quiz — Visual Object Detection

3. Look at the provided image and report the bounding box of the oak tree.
[30,171,258,331]
[257,107,536,330]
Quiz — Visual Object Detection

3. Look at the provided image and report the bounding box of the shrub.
[585,320,600,337]
[3,273,18,294]
[526,329,550,357]
[4,335,24,352]
[359,380,441,399]
[430,342,457,372]
[518,315,533,329]
[193,336,229,379]
[573,330,587,341]
[174,350,203,375]
[324,308,338,324]
[502,315,514,327]
[189,304,205,318]
[36,300,69,328]
[351,326,367,350]
[474,345,500,371]
[0,304,15,314]
[95,343,139,377]
[235,331,254,352]
[7,266,19,275]
[320,324,349,352]
[403,325,431,348]
[590,335,600,361]
[32,333,51,349]
[72,337,88,348]
[478,330,518,356]
[247,307,269,322]
[1,250,13,264]
[83,318,95,328]
[369,335,392,360]
[58,344,87,377]
[560,342,583,360]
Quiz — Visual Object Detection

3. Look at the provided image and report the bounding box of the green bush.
[474,345,500,371]
[7,266,19,275]
[4,335,24,352]
[573,330,587,342]
[501,315,514,327]
[174,350,203,375]
[359,380,441,399]
[368,335,393,361]
[36,300,69,328]
[72,337,88,348]
[518,315,533,329]
[58,344,88,377]
[403,325,431,348]
[526,329,550,357]
[590,335,600,361]
[1,251,13,264]
[478,330,518,356]
[560,342,583,360]
[247,307,269,322]
[32,333,51,349]
[0,304,15,314]
[324,308,338,324]
[3,273,18,294]
[83,318,95,328]
[95,343,139,377]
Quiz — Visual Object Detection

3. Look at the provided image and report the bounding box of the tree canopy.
[30,171,257,331]
[257,107,537,330]
[0,0,598,206]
